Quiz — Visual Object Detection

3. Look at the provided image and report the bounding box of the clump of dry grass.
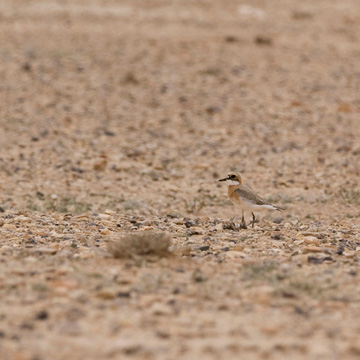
[108,232,171,258]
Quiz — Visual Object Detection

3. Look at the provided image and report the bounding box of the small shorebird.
[219,172,284,229]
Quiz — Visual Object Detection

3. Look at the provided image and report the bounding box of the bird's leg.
[251,212,256,228]
[240,210,247,229]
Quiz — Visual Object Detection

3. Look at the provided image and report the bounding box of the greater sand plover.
[219,172,284,229]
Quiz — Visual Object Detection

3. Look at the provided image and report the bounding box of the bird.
[219,172,284,229]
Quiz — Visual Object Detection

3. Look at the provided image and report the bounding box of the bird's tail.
[274,205,285,211]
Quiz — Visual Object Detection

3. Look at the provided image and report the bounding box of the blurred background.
[0,0,359,221]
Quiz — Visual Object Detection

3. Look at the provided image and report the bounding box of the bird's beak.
[219,177,229,182]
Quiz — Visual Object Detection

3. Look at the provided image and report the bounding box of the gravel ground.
[0,1,360,359]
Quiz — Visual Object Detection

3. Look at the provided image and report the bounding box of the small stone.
[255,35,272,45]
[187,227,203,236]
[117,291,131,298]
[303,236,320,245]
[302,246,323,254]
[93,159,107,171]
[100,228,111,235]
[96,290,116,300]
[36,310,49,320]
[271,233,282,240]
[214,223,223,231]
[14,215,31,222]
[2,223,16,230]
[150,303,172,316]
[198,245,210,251]
[185,220,197,228]
[192,269,207,282]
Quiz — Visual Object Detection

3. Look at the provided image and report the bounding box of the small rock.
[303,236,320,245]
[2,223,16,230]
[225,35,238,43]
[117,291,131,298]
[271,233,282,240]
[93,159,107,171]
[185,220,197,228]
[96,290,116,300]
[192,269,207,283]
[302,246,323,254]
[198,245,210,251]
[100,228,111,235]
[35,310,49,320]
[255,35,273,45]
[14,215,31,222]
[187,227,203,236]
[150,303,172,316]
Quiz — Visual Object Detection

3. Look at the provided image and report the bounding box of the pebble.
[2,223,17,230]
[303,236,320,245]
[14,215,31,222]
[187,227,203,235]
[100,228,111,235]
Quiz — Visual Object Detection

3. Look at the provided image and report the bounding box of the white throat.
[226,180,240,186]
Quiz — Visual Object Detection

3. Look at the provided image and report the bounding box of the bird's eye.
[230,175,236,179]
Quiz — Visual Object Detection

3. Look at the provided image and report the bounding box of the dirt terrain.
[0,0,360,359]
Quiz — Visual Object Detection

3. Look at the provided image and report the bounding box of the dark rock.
[36,310,49,320]
[117,292,131,298]
[255,36,273,45]
[22,63,32,72]
[185,220,196,228]
[271,233,282,240]
[225,35,238,43]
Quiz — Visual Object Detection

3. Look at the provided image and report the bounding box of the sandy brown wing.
[234,185,270,205]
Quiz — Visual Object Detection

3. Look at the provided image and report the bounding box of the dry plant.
[108,232,171,259]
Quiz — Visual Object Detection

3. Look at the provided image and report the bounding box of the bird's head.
[219,172,242,186]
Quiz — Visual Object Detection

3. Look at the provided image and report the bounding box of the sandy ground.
[0,0,360,359]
